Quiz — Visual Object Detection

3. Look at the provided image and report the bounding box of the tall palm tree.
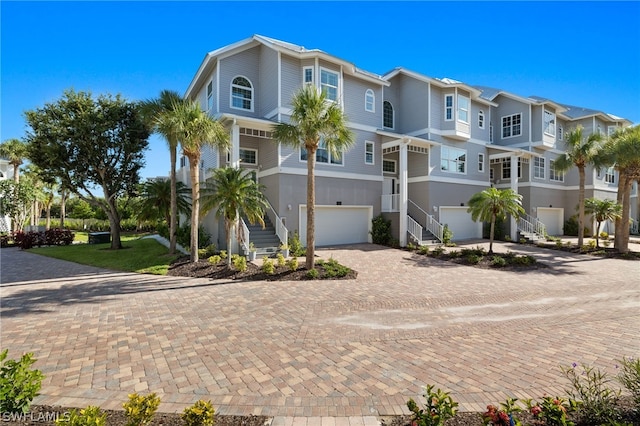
[553,126,604,247]
[467,188,525,254]
[138,179,191,226]
[164,100,230,262]
[584,197,622,248]
[603,125,640,253]
[0,138,28,183]
[201,167,268,268]
[272,85,354,269]
[140,90,184,254]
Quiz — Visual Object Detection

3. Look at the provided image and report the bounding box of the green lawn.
[29,237,180,275]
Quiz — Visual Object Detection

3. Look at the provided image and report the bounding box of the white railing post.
[407,215,423,244]
[239,218,250,253]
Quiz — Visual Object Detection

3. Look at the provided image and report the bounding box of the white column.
[231,120,240,169]
[399,141,409,246]
[510,154,518,241]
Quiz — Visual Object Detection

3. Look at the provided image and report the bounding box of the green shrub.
[176,224,211,250]
[447,250,460,259]
[618,356,640,410]
[55,406,107,426]
[509,255,536,266]
[418,245,429,255]
[276,253,286,267]
[465,254,482,265]
[262,257,275,274]
[442,224,453,245]
[0,349,45,413]
[321,258,351,278]
[562,363,621,425]
[564,216,590,237]
[288,231,305,257]
[599,231,609,240]
[603,240,611,247]
[219,250,227,260]
[490,256,507,267]
[483,398,522,426]
[208,255,221,265]
[525,396,575,426]
[370,214,392,246]
[182,399,215,426]
[407,384,458,426]
[431,246,445,257]
[406,242,417,251]
[232,254,247,272]
[123,392,161,426]
[483,216,506,240]
[287,257,299,271]
[305,268,319,279]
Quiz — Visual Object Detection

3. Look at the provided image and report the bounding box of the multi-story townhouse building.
[182,35,637,253]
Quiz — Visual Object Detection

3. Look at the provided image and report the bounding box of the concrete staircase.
[245,215,280,256]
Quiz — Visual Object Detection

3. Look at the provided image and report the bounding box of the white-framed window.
[180,156,187,168]
[501,158,522,179]
[365,141,374,165]
[490,168,494,181]
[533,157,545,179]
[558,125,564,141]
[544,110,556,136]
[382,159,396,173]
[300,141,343,165]
[457,94,469,123]
[365,89,375,113]
[605,167,615,184]
[383,101,394,129]
[444,94,454,121]
[441,146,466,174]
[478,110,485,129]
[502,113,522,138]
[320,68,339,102]
[607,125,617,136]
[239,148,257,165]
[549,160,564,182]
[231,76,253,111]
[207,81,213,112]
[478,153,485,172]
[303,66,314,85]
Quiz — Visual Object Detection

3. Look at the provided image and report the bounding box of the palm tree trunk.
[489,214,495,254]
[189,156,200,262]
[614,175,626,251]
[578,167,586,247]
[306,147,316,270]
[60,190,67,228]
[13,164,19,183]
[169,146,178,255]
[595,221,601,248]
[619,179,632,253]
[46,205,51,230]
[227,219,233,269]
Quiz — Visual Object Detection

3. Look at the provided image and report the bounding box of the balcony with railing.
[381,194,400,212]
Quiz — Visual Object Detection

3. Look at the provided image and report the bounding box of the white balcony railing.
[381,194,399,212]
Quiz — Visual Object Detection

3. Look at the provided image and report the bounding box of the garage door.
[439,206,482,241]
[536,207,564,236]
[299,205,372,247]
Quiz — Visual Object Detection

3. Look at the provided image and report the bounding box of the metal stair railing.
[517,214,546,239]
[239,218,250,253]
[265,199,288,247]
[407,215,424,245]
[408,199,444,243]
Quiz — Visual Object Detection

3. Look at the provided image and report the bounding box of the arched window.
[365,89,375,112]
[231,76,253,111]
[383,101,394,129]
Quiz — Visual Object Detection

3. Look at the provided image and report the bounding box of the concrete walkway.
[1,241,639,423]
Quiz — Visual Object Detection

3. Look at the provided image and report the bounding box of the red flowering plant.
[407,384,458,426]
[482,398,522,426]
[524,396,575,426]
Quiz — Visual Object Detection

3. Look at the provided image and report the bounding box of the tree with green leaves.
[0,138,29,183]
[160,100,229,261]
[584,197,622,248]
[553,126,605,247]
[603,125,640,252]
[201,167,268,268]
[24,90,150,249]
[140,90,185,254]
[137,179,191,226]
[0,179,35,232]
[272,85,354,269]
[467,187,525,254]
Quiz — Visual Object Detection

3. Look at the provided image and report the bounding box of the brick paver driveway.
[1,242,639,416]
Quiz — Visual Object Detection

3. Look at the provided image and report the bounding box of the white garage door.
[300,205,372,247]
[536,207,564,236]
[439,206,482,241]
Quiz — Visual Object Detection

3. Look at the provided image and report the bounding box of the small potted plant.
[248,242,257,261]
[279,242,289,258]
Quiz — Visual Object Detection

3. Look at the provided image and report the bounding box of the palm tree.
[272,85,354,269]
[467,188,525,254]
[201,167,268,268]
[603,125,640,252]
[137,179,191,226]
[164,100,230,262]
[553,126,604,247]
[584,198,622,248]
[141,90,184,254]
[0,138,28,183]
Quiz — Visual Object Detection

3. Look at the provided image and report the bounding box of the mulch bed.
[166,256,357,281]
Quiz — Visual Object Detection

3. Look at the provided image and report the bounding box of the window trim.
[605,167,615,184]
[382,159,397,174]
[365,89,375,113]
[558,125,564,141]
[239,148,258,166]
[444,94,454,121]
[478,153,485,173]
[549,160,565,182]
[478,110,485,129]
[230,75,254,112]
[457,94,470,124]
[441,146,467,175]
[300,142,344,167]
[319,67,339,102]
[533,157,545,180]
[303,66,314,85]
[543,110,556,136]
[365,141,374,165]
[502,113,522,139]
[501,158,522,179]
[206,81,213,113]
[383,101,394,129]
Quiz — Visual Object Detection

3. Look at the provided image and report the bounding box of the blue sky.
[2,1,639,179]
